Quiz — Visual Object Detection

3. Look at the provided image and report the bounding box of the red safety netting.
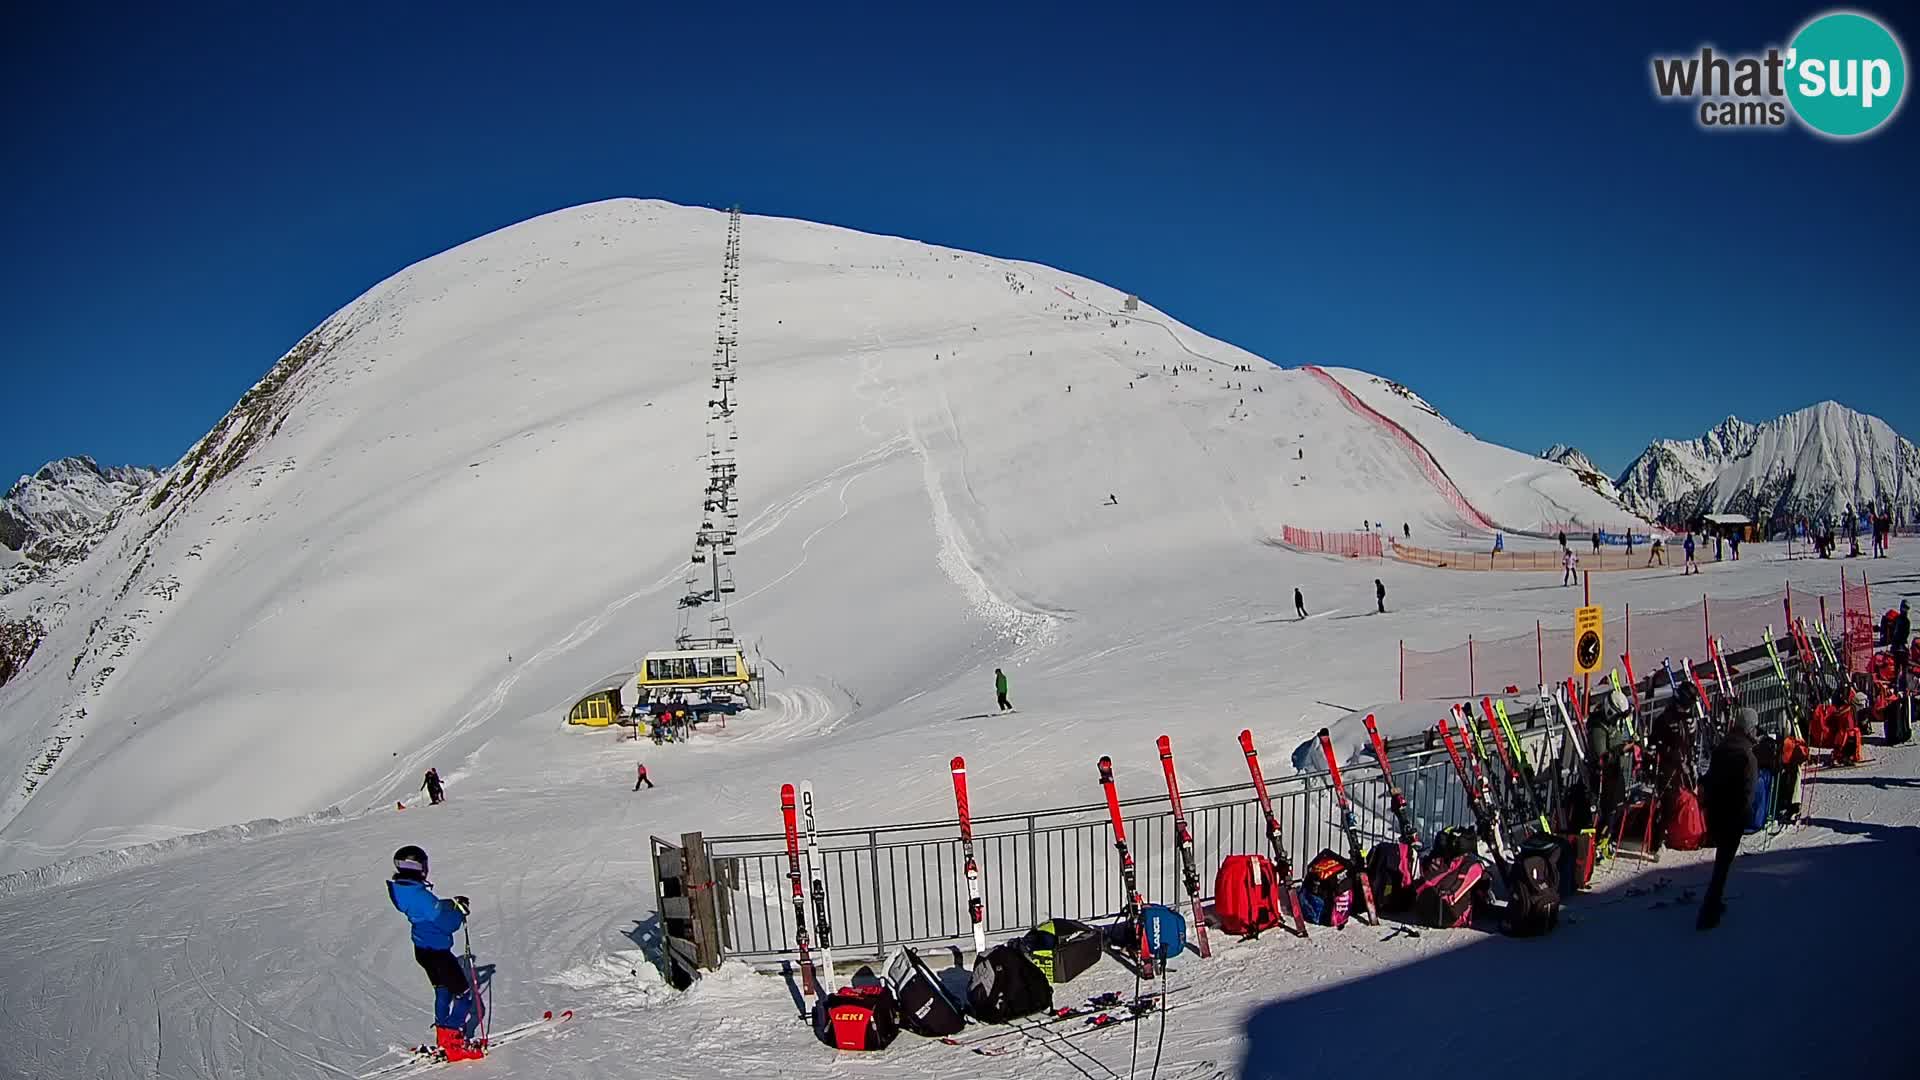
[1301,366,1498,532]
[1842,568,1874,674]
[1400,583,1846,701]
[1280,525,1383,559]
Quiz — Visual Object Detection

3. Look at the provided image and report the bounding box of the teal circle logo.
[1787,11,1907,137]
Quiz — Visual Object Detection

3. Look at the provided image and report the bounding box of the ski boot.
[435,1026,485,1062]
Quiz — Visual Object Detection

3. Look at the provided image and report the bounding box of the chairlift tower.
[678,206,747,649]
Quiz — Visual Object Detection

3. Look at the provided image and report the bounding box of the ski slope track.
[0,198,1884,1079]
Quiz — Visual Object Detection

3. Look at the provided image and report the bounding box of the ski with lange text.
[1237,729,1310,938]
[1156,735,1211,958]
[1097,756,1155,976]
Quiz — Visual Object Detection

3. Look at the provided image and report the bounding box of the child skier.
[633,763,654,790]
[387,845,482,1060]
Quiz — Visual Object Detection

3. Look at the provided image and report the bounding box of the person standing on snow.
[1294,587,1309,620]
[387,846,483,1060]
[1375,579,1387,614]
[1698,709,1758,930]
[1562,547,1578,586]
[422,769,445,806]
[1683,534,1698,574]
[633,763,654,791]
[994,668,1012,713]
[1402,523,1410,540]
[1891,600,1911,680]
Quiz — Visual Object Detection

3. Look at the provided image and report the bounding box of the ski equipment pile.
[1156,735,1212,958]
[950,756,990,959]
[1439,712,1509,863]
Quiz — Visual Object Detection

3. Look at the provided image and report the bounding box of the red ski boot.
[435,1026,485,1062]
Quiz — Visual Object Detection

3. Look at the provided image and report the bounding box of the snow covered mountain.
[1615,405,1917,526]
[0,457,158,558]
[1540,444,1625,507]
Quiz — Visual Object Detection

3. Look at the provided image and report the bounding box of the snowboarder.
[1375,579,1386,614]
[1562,547,1578,587]
[422,768,445,806]
[633,763,654,790]
[1682,535,1698,574]
[1294,588,1308,620]
[1698,709,1758,930]
[387,846,483,1060]
[994,668,1012,713]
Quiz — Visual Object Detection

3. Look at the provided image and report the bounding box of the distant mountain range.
[1,457,160,584]
[1546,403,1918,529]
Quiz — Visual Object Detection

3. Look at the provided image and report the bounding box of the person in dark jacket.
[1294,588,1308,620]
[994,668,1012,712]
[387,845,482,1059]
[1375,579,1386,614]
[1892,600,1911,680]
[1646,699,1692,852]
[422,768,445,805]
[1698,709,1759,930]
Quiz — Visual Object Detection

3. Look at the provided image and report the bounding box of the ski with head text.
[1156,735,1212,958]
[1238,728,1310,938]
[800,780,835,993]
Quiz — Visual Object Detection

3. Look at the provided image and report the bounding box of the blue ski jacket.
[388,878,465,951]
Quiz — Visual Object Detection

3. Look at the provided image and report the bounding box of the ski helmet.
[1608,687,1630,717]
[393,844,429,877]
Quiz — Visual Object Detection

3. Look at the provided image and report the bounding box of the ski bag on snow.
[1366,841,1422,914]
[884,947,965,1038]
[968,943,1052,1022]
[1299,849,1355,928]
[818,984,900,1051]
[1412,854,1487,928]
[1212,853,1285,937]
[1019,918,1102,985]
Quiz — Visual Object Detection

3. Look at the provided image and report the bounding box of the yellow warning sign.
[1574,605,1604,675]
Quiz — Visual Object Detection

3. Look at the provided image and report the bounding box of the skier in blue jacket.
[388,845,483,1060]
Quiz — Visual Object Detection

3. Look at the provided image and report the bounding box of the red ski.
[949,756,990,958]
[1238,729,1310,938]
[1360,714,1420,846]
[1316,728,1380,925]
[1097,756,1155,977]
[1156,735,1211,958]
[780,784,819,1001]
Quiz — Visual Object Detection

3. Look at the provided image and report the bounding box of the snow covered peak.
[0,456,159,555]
[1615,403,1917,526]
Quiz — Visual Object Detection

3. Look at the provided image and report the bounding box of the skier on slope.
[1698,709,1758,931]
[633,763,654,791]
[422,768,445,806]
[1562,547,1578,587]
[1375,579,1386,614]
[1295,587,1309,620]
[387,846,483,1060]
[995,668,1012,713]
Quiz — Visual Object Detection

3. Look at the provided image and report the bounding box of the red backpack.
[1664,787,1708,851]
[818,984,900,1051]
[1212,853,1284,937]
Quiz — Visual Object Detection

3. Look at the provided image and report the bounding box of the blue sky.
[3,2,1915,484]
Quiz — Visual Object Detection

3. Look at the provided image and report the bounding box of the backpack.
[1427,826,1481,865]
[1140,904,1186,962]
[1299,849,1355,928]
[1502,852,1561,937]
[817,983,900,1050]
[883,947,965,1038]
[1747,770,1775,833]
[967,943,1052,1022]
[1559,830,1596,893]
[1886,693,1913,745]
[1366,841,1422,914]
[1212,854,1284,937]
[1663,787,1707,851]
[1411,855,1487,928]
[1833,728,1865,766]
[1019,919,1102,985]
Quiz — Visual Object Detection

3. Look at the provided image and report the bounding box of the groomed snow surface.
[0,201,1909,1078]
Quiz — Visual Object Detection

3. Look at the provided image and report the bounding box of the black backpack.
[968,943,1052,1022]
[1502,850,1561,936]
[817,982,900,1050]
[1019,918,1102,984]
[1366,841,1422,914]
[883,947,965,1037]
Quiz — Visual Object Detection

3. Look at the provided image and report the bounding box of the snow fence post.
[1399,641,1405,702]
[1468,635,1476,698]
[1536,621,1544,687]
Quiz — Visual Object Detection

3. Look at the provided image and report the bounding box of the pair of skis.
[779,781,836,1005]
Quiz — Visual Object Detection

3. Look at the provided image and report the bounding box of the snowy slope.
[1617,404,1919,526]
[0,457,158,554]
[1315,368,1648,535]
[0,198,1529,869]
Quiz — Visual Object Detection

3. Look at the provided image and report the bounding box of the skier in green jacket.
[995,668,1012,713]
